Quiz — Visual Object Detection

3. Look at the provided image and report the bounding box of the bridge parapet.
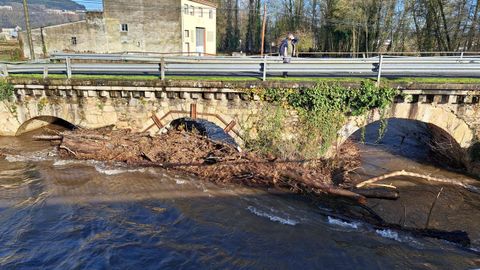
[2,79,480,149]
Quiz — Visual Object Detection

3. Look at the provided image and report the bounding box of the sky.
[73,0,103,11]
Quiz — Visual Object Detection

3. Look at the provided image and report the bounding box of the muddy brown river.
[0,123,479,269]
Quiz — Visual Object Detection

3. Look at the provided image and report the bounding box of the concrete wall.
[21,0,217,58]
[21,12,107,59]
[103,0,182,53]
[181,0,217,55]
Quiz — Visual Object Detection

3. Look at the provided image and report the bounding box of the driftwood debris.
[351,188,399,200]
[355,170,478,193]
[46,129,371,203]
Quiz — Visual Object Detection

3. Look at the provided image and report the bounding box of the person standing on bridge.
[279,33,298,77]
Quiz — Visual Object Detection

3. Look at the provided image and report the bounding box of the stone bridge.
[1,78,479,159]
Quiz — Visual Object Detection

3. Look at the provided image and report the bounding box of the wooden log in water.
[280,171,367,204]
[355,170,474,191]
[351,188,400,200]
[33,135,63,141]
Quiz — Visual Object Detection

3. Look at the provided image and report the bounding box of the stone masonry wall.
[2,79,480,153]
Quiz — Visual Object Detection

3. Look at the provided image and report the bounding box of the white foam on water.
[327,216,360,229]
[376,229,402,242]
[247,206,299,226]
[469,247,480,253]
[53,159,78,166]
[5,152,50,163]
[93,163,147,176]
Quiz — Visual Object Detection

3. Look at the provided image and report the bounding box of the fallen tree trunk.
[33,135,63,141]
[351,188,399,200]
[356,170,478,193]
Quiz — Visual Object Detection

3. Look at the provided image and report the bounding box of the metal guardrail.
[1,54,480,82]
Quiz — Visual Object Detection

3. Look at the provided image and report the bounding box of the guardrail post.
[376,54,383,87]
[160,57,165,81]
[66,57,72,78]
[43,66,49,79]
[262,57,267,81]
[1,64,8,77]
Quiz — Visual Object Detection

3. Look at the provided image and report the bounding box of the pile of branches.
[39,128,370,203]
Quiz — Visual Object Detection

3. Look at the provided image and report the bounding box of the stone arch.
[338,103,474,149]
[16,116,77,136]
[168,117,238,146]
[145,108,244,144]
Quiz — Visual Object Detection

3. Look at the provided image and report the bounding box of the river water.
[0,125,479,269]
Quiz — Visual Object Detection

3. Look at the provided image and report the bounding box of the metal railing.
[1,54,480,82]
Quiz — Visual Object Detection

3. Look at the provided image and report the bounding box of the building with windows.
[20,0,217,59]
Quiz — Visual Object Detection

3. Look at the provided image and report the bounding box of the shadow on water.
[350,118,474,172]
[347,118,480,253]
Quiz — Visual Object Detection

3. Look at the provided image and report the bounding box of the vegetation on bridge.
[245,81,398,159]
[0,79,14,102]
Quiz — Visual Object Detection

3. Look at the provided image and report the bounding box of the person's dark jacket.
[279,38,299,57]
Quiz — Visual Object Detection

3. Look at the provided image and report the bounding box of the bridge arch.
[338,103,474,149]
[168,117,238,146]
[16,116,77,135]
[143,107,244,144]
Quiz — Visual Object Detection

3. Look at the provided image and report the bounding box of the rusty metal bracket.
[151,114,164,129]
[224,120,236,133]
[190,103,197,119]
[151,109,242,139]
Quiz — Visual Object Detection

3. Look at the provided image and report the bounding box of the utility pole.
[260,3,267,57]
[22,0,35,60]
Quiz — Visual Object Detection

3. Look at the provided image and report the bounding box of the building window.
[120,24,128,32]
[184,30,189,38]
[198,7,203,17]
[71,36,77,45]
[189,5,194,15]
[183,4,188,14]
[209,9,213,19]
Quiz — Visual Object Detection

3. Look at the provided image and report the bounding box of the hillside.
[0,0,85,10]
[0,1,85,29]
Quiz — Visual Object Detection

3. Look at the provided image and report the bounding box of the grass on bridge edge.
[6,74,480,84]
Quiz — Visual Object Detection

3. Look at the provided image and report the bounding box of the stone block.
[100,91,109,97]
[203,93,213,100]
[464,95,474,104]
[448,95,459,104]
[433,95,442,104]
[32,90,43,97]
[227,93,238,100]
[132,91,142,98]
[88,91,97,97]
[167,92,177,99]
[418,95,428,103]
[144,91,153,98]
[191,92,200,99]
[155,91,165,99]
[121,91,130,98]
[26,85,45,89]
